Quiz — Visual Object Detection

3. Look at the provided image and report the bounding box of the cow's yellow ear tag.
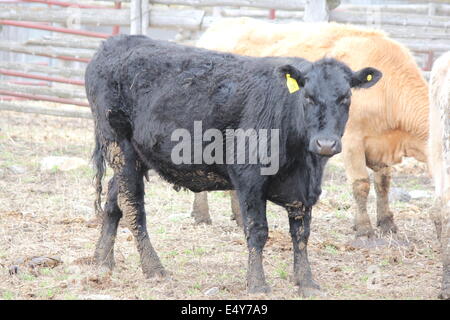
[367,74,373,82]
[286,74,300,94]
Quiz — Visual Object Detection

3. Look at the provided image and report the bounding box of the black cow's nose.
[316,139,338,156]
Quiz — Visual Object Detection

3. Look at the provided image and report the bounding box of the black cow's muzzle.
[309,138,342,157]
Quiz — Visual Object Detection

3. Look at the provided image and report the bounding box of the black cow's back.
[85,35,311,193]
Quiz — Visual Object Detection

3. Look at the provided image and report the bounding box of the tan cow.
[192,18,429,240]
[428,51,450,299]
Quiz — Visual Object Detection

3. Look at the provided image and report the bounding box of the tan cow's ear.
[351,67,382,89]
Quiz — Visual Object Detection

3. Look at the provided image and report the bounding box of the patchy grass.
[0,110,442,300]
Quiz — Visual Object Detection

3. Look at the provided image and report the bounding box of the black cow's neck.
[279,92,308,164]
[266,91,329,207]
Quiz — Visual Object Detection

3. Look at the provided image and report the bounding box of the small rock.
[8,256,62,276]
[8,165,26,174]
[27,256,62,269]
[40,156,88,172]
[204,287,219,296]
[409,190,432,200]
[389,188,411,202]
[22,211,36,219]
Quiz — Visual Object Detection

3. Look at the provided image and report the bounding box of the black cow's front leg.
[117,140,167,278]
[288,206,322,297]
[94,174,122,269]
[235,184,270,294]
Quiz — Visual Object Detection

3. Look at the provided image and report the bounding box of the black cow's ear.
[277,64,305,93]
[351,67,382,89]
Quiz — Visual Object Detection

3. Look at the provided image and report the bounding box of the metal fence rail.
[0,0,449,118]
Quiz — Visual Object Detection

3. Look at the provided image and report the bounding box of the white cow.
[428,51,450,299]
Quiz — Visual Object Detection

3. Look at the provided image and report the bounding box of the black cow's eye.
[305,96,314,104]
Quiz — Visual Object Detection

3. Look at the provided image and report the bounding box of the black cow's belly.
[157,167,232,192]
[145,147,232,192]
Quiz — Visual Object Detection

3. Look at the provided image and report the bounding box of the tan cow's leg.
[374,166,398,235]
[191,191,212,225]
[343,139,375,238]
[352,178,374,238]
[230,190,243,227]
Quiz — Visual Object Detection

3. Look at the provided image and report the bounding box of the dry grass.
[0,109,442,300]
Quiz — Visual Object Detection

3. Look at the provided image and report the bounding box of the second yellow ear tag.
[286,74,300,94]
[367,74,373,81]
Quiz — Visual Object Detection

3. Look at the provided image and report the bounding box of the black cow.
[85,35,381,296]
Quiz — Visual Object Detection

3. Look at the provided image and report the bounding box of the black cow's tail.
[92,132,106,220]
[92,108,153,220]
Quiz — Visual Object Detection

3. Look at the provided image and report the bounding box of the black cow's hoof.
[248,284,271,294]
[298,279,323,298]
[94,255,115,271]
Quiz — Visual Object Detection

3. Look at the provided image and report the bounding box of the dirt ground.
[0,109,442,300]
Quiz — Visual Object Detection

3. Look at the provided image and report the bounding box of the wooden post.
[130,0,141,34]
[130,0,149,35]
[304,0,329,22]
[304,0,340,22]
[141,0,149,36]
[428,2,437,16]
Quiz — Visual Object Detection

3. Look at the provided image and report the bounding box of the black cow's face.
[279,59,382,157]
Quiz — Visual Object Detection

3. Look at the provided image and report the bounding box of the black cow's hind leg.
[288,207,322,297]
[94,175,122,269]
[117,140,166,278]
